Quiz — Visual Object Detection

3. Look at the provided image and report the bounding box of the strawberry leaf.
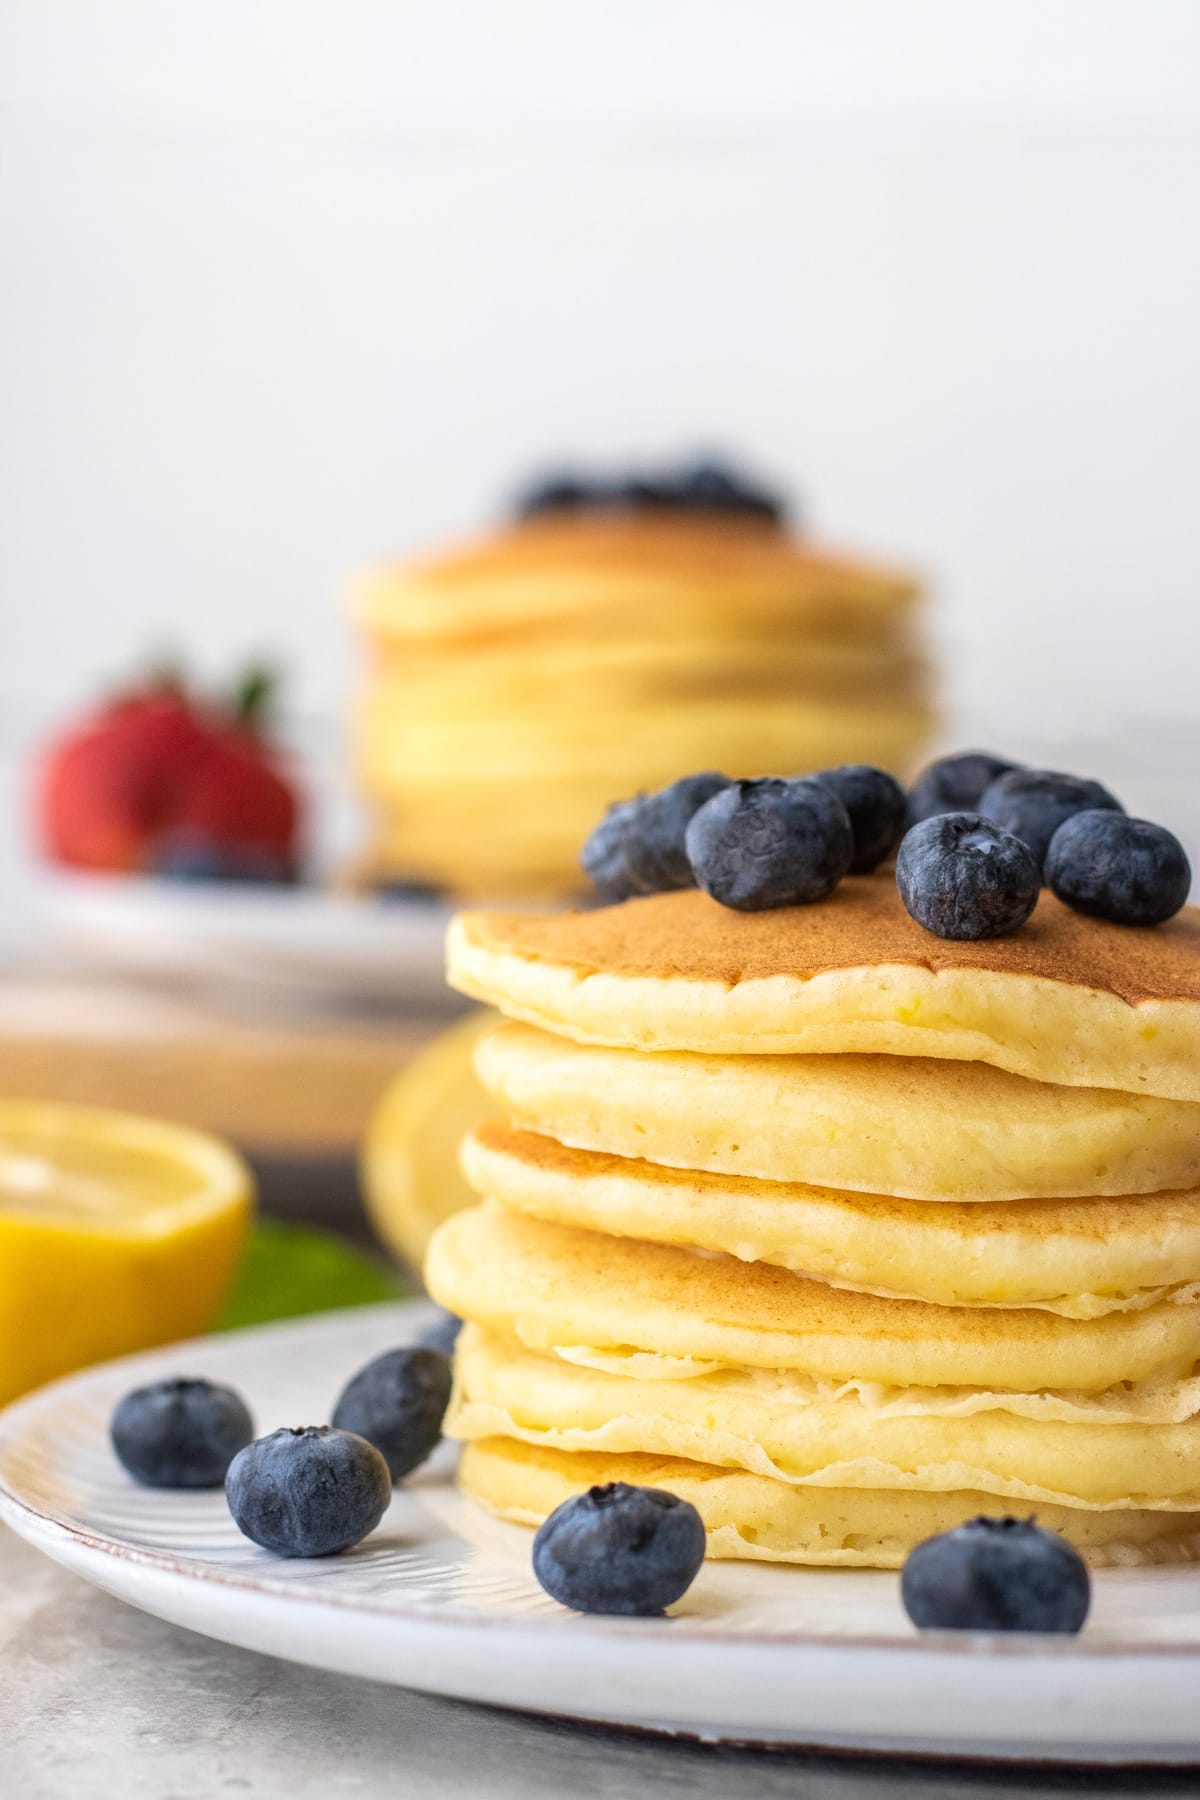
[232,662,280,730]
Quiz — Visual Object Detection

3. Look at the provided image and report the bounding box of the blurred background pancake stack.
[351,465,933,899]
[425,877,1200,1568]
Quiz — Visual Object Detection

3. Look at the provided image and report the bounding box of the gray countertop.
[3,1525,1198,1800]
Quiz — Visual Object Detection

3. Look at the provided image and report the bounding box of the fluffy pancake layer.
[426,1202,1200,1394]
[358,692,933,789]
[462,1438,1200,1568]
[368,622,929,705]
[448,882,1200,1101]
[462,1123,1200,1316]
[353,514,922,643]
[451,1327,1200,1509]
[475,1021,1200,1201]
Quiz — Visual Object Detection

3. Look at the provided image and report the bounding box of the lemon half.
[0,1098,253,1403]
[362,1010,492,1271]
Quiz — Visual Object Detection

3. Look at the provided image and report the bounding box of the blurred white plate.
[3,1302,1200,1765]
[40,873,455,1008]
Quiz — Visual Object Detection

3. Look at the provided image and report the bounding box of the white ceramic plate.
[40,873,455,1007]
[3,1302,1200,1766]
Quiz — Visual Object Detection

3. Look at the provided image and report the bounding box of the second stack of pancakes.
[427,877,1200,1567]
[351,509,931,898]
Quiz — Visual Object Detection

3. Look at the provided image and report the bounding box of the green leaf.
[215,1218,411,1332]
[231,661,280,730]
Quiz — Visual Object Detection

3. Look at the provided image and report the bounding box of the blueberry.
[111,1377,253,1489]
[513,473,590,518]
[908,751,1022,824]
[674,459,785,524]
[331,1346,452,1482]
[612,475,679,509]
[1045,810,1191,927]
[814,765,908,873]
[581,772,731,902]
[152,835,242,882]
[901,1516,1091,1633]
[979,768,1123,877]
[416,1308,463,1357]
[532,1482,706,1616]
[896,813,1039,940]
[225,1426,391,1557]
[684,776,853,911]
[152,833,292,885]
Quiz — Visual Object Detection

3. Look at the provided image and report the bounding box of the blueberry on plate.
[1045,810,1191,927]
[226,1426,392,1557]
[416,1308,463,1358]
[901,1516,1090,1633]
[907,751,1022,824]
[111,1377,253,1489]
[896,813,1039,940]
[685,776,853,911]
[331,1346,453,1482]
[533,1482,706,1616]
[814,764,908,873]
[979,768,1123,876]
[581,772,730,902]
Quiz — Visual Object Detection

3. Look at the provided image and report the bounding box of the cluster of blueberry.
[110,1323,1090,1630]
[581,752,1192,940]
[514,457,786,525]
[110,1323,456,1558]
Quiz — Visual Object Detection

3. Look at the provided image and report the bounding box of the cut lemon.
[362,1010,492,1271]
[0,1098,253,1404]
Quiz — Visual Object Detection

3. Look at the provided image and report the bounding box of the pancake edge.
[448,919,1200,1103]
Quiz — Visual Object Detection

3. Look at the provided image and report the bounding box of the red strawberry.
[36,670,302,880]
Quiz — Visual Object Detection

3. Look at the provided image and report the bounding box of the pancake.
[353,514,922,644]
[461,1123,1200,1317]
[369,621,928,701]
[451,1327,1200,1510]
[461,1438,1200,1569]
[448,881,1200,1102]
[474,1021,1200,1202]
[353,508,933,897]
[357,690,933,788]
[426,1202,1200,1393]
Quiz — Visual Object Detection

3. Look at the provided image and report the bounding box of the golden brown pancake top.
[458,876,1200,1008]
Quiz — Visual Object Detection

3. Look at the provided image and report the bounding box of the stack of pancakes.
[351,513,931,897]
[426,878,1200,1567]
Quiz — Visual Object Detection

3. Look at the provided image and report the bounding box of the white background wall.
[2,1,1199,861]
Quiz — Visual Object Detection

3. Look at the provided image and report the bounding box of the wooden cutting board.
[0,970,442,1156]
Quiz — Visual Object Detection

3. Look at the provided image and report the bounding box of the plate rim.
[3,1300,1200,1664]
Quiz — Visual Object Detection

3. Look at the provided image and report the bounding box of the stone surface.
[0,1524,1193,1799]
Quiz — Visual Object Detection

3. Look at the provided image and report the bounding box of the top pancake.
[353,514,920,646]
[448,877,1200,1101]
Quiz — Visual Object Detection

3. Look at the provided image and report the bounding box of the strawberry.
[36,668,302,881]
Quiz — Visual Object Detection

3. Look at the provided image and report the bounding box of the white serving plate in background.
[39,873,456,1009]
